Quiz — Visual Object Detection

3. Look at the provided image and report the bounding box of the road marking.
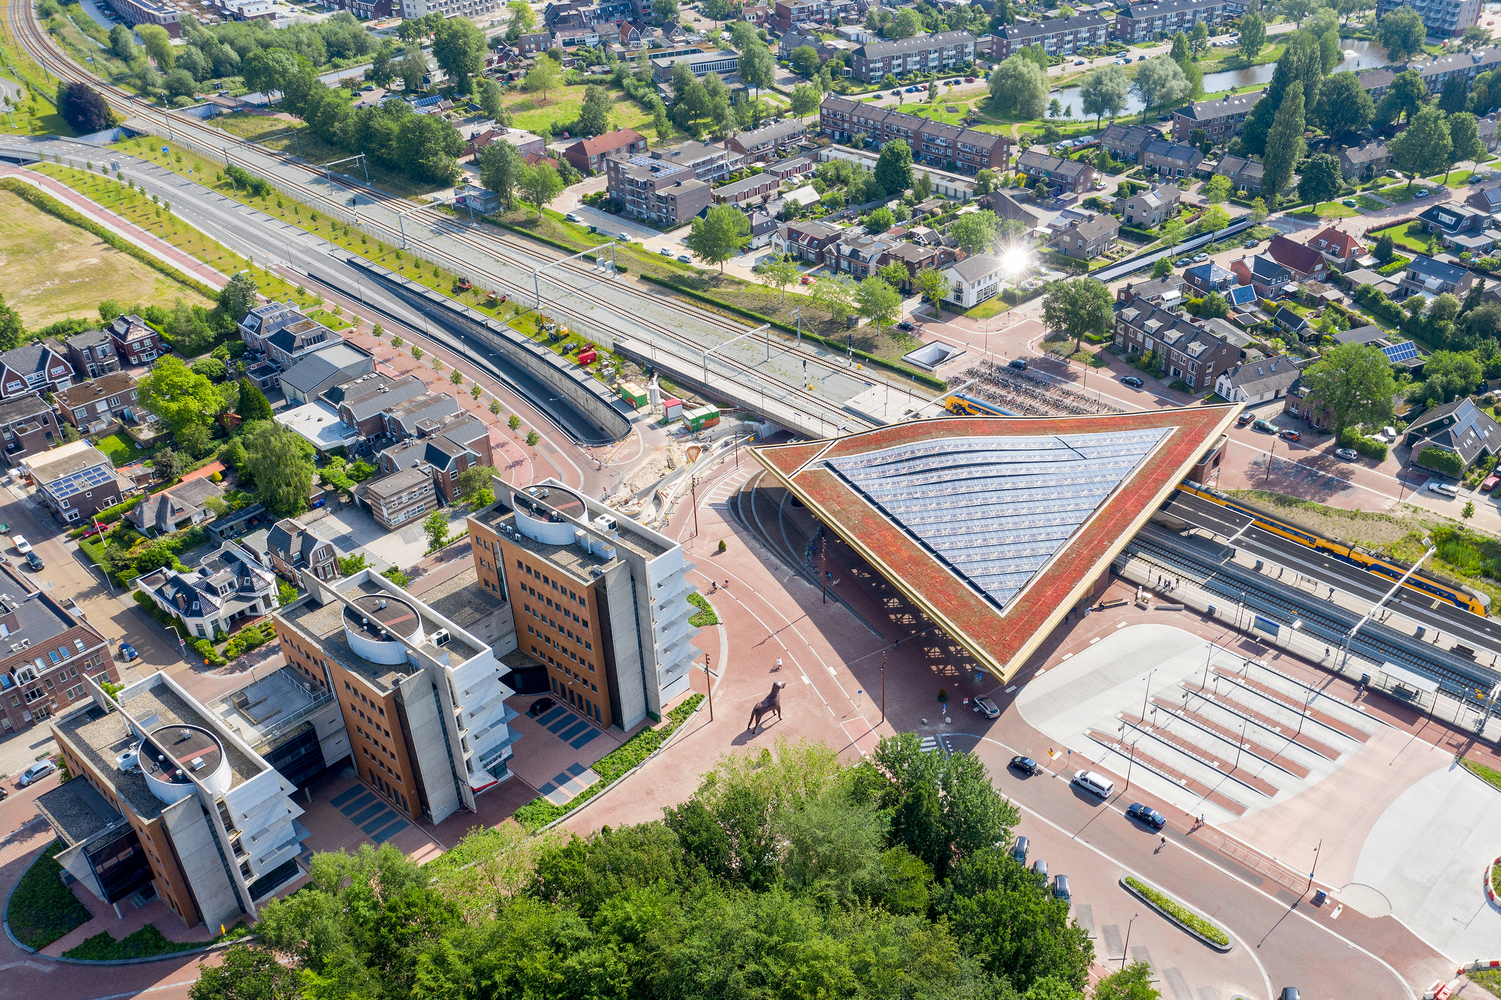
[1005,685,1017,693]
[1062,652,1074,660]
[800,674,810,684]
[1090,637,1102,644]
[1116,621,1127,628]
[827,665,838,677]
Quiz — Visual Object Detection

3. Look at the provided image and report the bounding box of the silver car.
[973,695,999,719]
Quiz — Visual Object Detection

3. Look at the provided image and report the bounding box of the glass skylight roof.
[825,428,1170,609]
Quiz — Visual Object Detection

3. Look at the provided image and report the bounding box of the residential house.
[104,314,162,367]
[61,329,118,380]
[279,343,376,407]
[327,374,428,440]
[1466,180,1501,214]
[831,233,898,279]
[1272,305,1311,339]
[1183,260,1237,294]
[774,219,845,263]
[357,465,437,530]
[877,241,957,290]
[1481,114,1500,152]
[135,543,278,640]
[726,118,807,162]
[1116,275,1185,309]
[1015,150,1096,194]
[1405,398,1501,475]
[712,173,781,206]
[1141,138,1204,178]
[0,341,73,401]
[239,302,341,368]
[979,190,1045,232]
[1418,202,1491,239]
[818,96,1013,176]
[1213,154,1265,195]
[1265,235,1330,283]
[1398,254,1477,299]
[1114,0,1231,42]
[1114,302,1239,390]
[1355,67,1399,103]
[0,587,119,734]
[1213,355,1301,403]
[765,154,818,182]
[127,477,225,536]
[54,372,139,433]
[1333,324,1390,347]
[849,31,977,83]
[1049,213,1120,260]
[1100,124,1159,163]
[990,11,1109,59]
[264,517,339,583]
[562,127,648,175]
[1305,227,1365,272]
[1338,140,1391,180]
[1120,183,1180,227]
[0,394,60,465]
[517,29,552,54]
[941,255,1004,309]
[1231,253,1296,297]
[23,441,133,523]
[1172,90,1261,144]
[1450,228,1501,255]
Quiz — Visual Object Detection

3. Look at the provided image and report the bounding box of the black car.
[24,552,43,571]
[897,320,916,331]
[1125,802,1166,830]
[1120,376,1143,388]
[1009,357,1028,371]
[1009,755,1040,775]
[528,697,555,717]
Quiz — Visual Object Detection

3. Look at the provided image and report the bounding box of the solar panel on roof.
[1381,340,1420,363]
[825,429,1170,611]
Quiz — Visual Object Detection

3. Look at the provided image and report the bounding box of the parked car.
[1341,199,1358,208]
[1278,990,1300,1000]
[1052,874,1071,900]
[973,695,999,718]
[25,552,42,571]
[1126,802,1167,830]
[1176,257,1193,266]
[1237,412,1254,425]
[1415,188,1430,198]
[965,76,976,82]
[118,641,139,662]
[1279,429,1300,441]
[18,760,55,787]
[1244,238,1260,248]
[800,275,813,284]
[1032,859,1049,881]
[528,697,555,717]
[1430,481,1460,498]
[891,89,903,96]
[1012,835,1029,863]
[1009,357,1028,370]
[1120,375,1144,387]
[1009,755,1041,775]
[897,320,916,331]
[565,212,582,223]
[1074,58,1085,64]
[1484,474,1501,491]
[1252,418,1276,433]
[677,254,692,263]
[1336,447,1359,462]
[659,246,673,256]
[10,534,29,554]
[1192,252,1209,262]
[616,231,630,240]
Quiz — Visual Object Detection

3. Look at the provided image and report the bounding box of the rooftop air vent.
[433,629,451,647]
[179,729,191,741]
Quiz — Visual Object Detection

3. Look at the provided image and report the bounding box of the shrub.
[1337,428,1389,461]
[1416,446,1466,478]
[1352,284,1404,327]
[209,471,223,483]
[687,592,718,627]
[1123,876,1229,946]
[382,566,410,587]
[718,539,727,553]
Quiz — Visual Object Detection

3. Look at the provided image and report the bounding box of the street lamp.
[1121,911,1140,967]
[165,625,187,661]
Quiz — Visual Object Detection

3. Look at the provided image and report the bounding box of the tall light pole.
[1121,911,1140,966]
[703,653,715,722]
[1306,839,1322,893]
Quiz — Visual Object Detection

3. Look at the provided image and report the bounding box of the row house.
[741,3,771,26]
[1141,138,1203,178]
[1113,302,1238,391]
[1265,235,1330,283]
[712,173,781,206]
[1120,183,1180,227]
[134,543,278,640]
[1116,275,1185,309]
[818,96,1012,176]
[1468,180,1501,214]
[1337,140,1390,180]
[60,328,118,379]
[55,372,140,434]
[1114,0,1231,43]
[990,12,1109,59]
[0,394,61,466]
[1213,154,1265,195]
[103,314,162,367]
[850,31,977,84]
[265,516,339,583]
[1408,45,1501,89]
[1015,150,1096,193]
[0,341,72,402]
[772,0,858,32]
[726,118,807,162]
[1172,90,1262,144]
[329,374,429,440]
[1049,213,1119,260]
[562,128,648,175]
[1231,254,1297,297]
[773,219,845,263]
[1100,123,1159,163]
[516,29,552,54]
[0,587,119,734]
[23,440,133,523]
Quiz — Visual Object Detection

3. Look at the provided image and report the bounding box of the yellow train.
[945,393,1016,417]
[1177,482,1491,617]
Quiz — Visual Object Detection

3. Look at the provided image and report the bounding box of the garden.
[8,840,92,949]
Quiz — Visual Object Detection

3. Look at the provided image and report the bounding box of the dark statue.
[747,681,787,733]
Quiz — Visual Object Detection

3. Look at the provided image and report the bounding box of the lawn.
[309,308,354,330]
[64,920,249,961]
[1355,194,1388,211]
[500,83,651,137]
[1376,183,1436,205]
[9,840,93,949]
[95,432,151,466]
[903,101,971,126]
[0,189,213,328]
[0,22,73,137]
[1367,220,1431,254]
[1289,201,1360,220]
[1444,169,1475,188]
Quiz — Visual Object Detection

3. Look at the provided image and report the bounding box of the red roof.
[568,127,647,158]
[1267,234,1325,276]
[1307,227,1363,257]
[751,408,1239,681]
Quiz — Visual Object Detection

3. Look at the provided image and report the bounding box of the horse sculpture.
[747,681,787,733]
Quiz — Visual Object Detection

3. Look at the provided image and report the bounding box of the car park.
[1336,447,1359,461]
[1253,418,1276,432]
[529,697,555,716]
[25,552,43,571]
[1009,755,1040,775]
[1125,802,1166,829]
[119,641,139,662]
[973,695,999,718]
[18,760,55,786]
[1120,375,1143,387]
[1279,429,1299,441]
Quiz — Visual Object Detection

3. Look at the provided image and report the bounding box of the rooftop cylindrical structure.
[512,486,588,545]
[343,594,422,664]
[141,725,231,804]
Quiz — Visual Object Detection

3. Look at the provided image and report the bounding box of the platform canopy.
[752,407,1241,682]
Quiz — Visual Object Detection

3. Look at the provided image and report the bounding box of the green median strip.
[1121,875,1232,949]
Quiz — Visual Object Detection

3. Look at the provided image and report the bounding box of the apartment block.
[274,569,517,826]
[45,670,308,933]
[851,31,976,84]
[0,585,119,734]
[1113,0,1231,43]
[818,95,1012,176]
[1375,0,1480,36]
[468,481,697,732]
[991,12,1108,59]
[1171,90,1262,144]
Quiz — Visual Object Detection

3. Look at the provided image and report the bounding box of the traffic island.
[1120,875,1234,952]
[1487,856,1501,909]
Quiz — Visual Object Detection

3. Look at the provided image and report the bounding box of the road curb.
[1119,874,1234,953]
[1486,856,1501,908]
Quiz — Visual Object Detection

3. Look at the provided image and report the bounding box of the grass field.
[9,841,92,949]
[501,83,652,137]
[0,23,72,137]
[1367,219,1431,253]
[0,189,211,327]
[1289,201,1360,220]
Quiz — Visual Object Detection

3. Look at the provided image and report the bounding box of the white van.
[1072,770,1114,799]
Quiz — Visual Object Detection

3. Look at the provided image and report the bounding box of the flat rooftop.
[36,777,125,846]
[472,485,666,567]
[421,565,508,631]
[752,408,1239,682]
[208,666,331,749]
[281,578,482,693]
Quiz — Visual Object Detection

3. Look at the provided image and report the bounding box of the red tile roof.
[568,128,646,158]
[751,408,1240,681]
[1307,227,1363,257]
[1267,234,1325,276]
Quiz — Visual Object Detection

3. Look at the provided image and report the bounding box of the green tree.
[1464,24,1494,50]
[0,293,23,352]
[1297,151,1344,205]
[1249,196,1269,224]
[738,39,776,104]
[790,45,821,77]
[242,421,314,518]
[951,210,1001,255]
[652,0,678,21]
[1238,11,1266,63]
[1415,350,1483,403]
[855,276,901,335]
[1261,86,1306,205]
[141,357,219,434]
[108,23,135,60]
[136,23,174,69]
[575,84,613,135]
[874,139,914,195]
[1079,64,1132,127]
[1203,173,1231,203]
[397,51,428,93]
[791,82,820,119]
[518,162,564,218]
[757,256,801,305]
[1447,111,1485,180]
[238,379,273,422]
[1301,342,1398,436]
[424,510,451,551]
[1281,0,1317,26]
[1439,74,1471,115]
[1094,961,1159,1000]
[479,139,523,205]
[915,266,952,317]
[866,206,895,232]
[508,413,521,433]
[1189,21,1209,55]
[1043,277,1113,353]
[1390,104,1452,191]
[686,203,751,273]
[1198,291,1230,319]
[218,271,258,322]
[989,55,1048,119]
[811,275,858,325]
[1132,55,1191,123]
[457,464,499,506]
[1151,257,1174,279]
[1373,233,1396,263]
[507,0,536,33]
[189,944,302,1000]
[523,55,563,102]
[1378,69,1429,125]
[1314,71,1375,140]
[1377,7,1427,64]
[432,16,487,93]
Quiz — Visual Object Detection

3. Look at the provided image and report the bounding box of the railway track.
[9,0,882,431]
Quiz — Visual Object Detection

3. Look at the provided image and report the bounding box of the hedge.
[1416,445,1465,479]
[1352,284,1404,327]
[1122,876,1231,947]
[1375,256,1411,276]
[1119,225,1158,243]
[513,693,705,830]
[1338,428,1389,461]
[638,274,946,391]
[0,178,220,300]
